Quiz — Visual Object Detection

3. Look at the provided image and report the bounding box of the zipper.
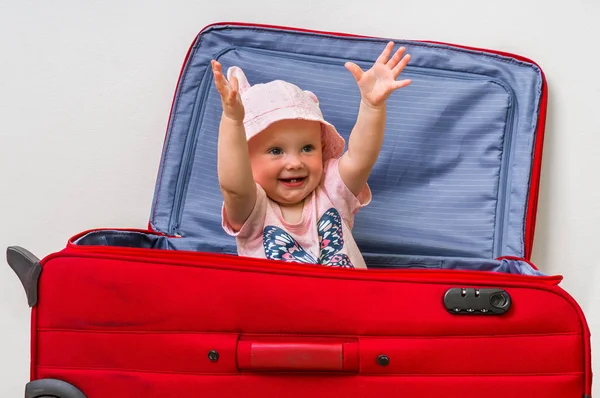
[168,45,517,255]
[57,244,562,286]
[150,33,200,233]
[167,66,214,235]
[495,86,517,258]
[65,230,551,283]
[167,46,251,236]
[524,76,547,259]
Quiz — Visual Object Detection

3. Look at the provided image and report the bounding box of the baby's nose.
[285,155,303,169]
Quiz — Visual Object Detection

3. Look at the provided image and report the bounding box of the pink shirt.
[222,159,372,269]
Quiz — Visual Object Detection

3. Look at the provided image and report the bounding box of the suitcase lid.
[149,23,546,261]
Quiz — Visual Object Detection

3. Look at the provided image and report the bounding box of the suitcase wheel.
[25,378,86,398]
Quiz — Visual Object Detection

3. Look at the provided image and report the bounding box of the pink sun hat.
[226,66,346,161]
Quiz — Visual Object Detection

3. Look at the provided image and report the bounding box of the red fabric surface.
[30,250,591,396]
[35,368,584,398]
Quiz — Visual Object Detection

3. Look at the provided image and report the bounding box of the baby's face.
[248,119,323,207]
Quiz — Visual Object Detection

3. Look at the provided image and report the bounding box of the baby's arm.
[212,60,256,231]
[338,42,411,196]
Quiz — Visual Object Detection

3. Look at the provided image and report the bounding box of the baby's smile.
[279,176,306,188]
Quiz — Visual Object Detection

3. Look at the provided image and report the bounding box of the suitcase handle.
[6,246,41,307]
[237,341,359,372]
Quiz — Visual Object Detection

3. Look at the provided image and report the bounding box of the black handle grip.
[6,246,41,307]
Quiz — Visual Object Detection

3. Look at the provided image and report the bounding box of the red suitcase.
[7,23,592,398]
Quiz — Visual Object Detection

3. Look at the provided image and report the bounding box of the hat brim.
[244,107,346,161]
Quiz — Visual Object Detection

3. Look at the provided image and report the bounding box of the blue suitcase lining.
[73,25,545,276]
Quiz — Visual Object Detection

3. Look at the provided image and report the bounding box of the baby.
[212,42,411,269]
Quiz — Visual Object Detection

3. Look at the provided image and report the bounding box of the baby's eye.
[268,147,283,155]
[301,145,315,153]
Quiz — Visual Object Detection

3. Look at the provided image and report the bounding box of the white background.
[1,1,598,396]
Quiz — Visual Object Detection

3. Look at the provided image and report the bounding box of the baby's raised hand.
[211,60,245,122]
[345,42,411,108]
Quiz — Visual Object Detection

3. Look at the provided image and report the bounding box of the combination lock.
[443,288,511,315]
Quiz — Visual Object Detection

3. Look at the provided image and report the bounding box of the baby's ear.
[226,66,251,93]
[304,90,319,105]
